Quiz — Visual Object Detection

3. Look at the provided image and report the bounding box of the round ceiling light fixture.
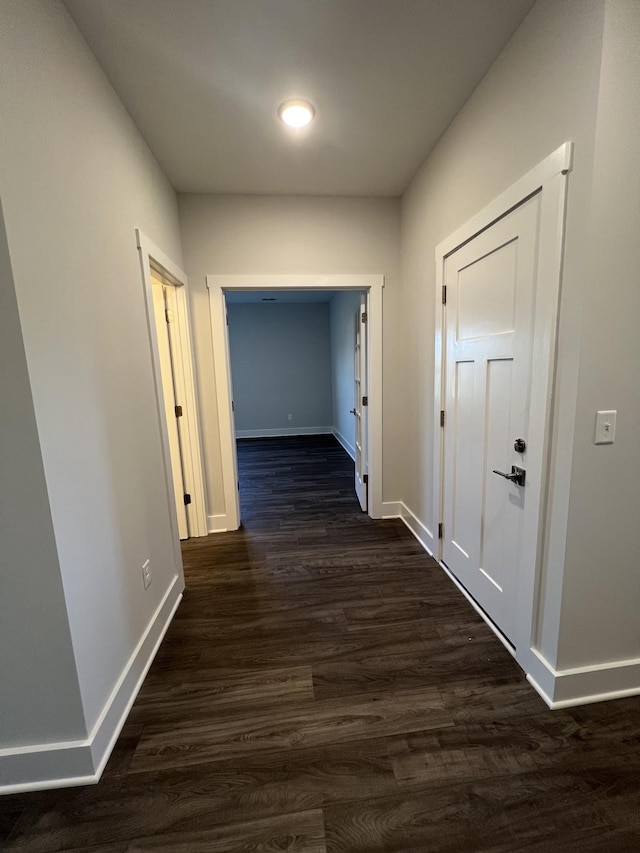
[278,99,315,128]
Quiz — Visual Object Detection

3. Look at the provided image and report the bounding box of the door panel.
[442,194,540,643]
[152,279,189,540]
[354,293,368,511]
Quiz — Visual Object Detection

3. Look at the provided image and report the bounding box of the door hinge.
[442,285,447,304]
[165,308,174,323]
[362,395,368,406]
[226,313,229,326]
[175,405,183,418]
[231,400,235,412]
[440,410,445,427]
[183,494,191,505]
[362,311,367,323]
[438,522,443,539]
[363,473,369,484]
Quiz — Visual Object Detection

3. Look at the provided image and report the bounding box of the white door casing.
[433,143,573,676]
[353,293,368,511]
[207,275,384,530]
[137,230,208,542]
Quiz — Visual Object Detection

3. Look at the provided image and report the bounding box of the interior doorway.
[137,230,208,540]
[207,275,384,530]
[433,142,572,677]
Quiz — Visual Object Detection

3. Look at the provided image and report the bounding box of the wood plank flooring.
[3,435,640,851]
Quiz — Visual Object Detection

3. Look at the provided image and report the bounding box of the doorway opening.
[432,142,572,688]
[225,289,367,521]
[207,275,384,530]
[137,230,208,540]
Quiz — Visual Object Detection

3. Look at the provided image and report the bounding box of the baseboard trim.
[381,500,402,518]
[235,427,333,438]
[0,577,183,794]
[396,502,435,555]
[526,648,640,709]
[207,513,229,534]
[333,428,355,460]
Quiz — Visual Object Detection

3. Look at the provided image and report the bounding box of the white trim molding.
[136,230,208,539]
[397,502,435,555]
[381,501,402,518]
[333,428,355,461]
[207,513,230,534]
[0,577,183,794]
[236,427,333,439]
[207,274,385,527]
[527,650,640,709]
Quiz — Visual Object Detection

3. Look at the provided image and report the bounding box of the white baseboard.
[526,649,640,709]
[235,427,333,438]
[0,576,183,794]
[381,500,401,518]
[397,502,435,555]
[207,513,229,534]
[333,428,355,460]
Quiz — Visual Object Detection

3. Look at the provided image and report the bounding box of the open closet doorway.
[137,230,208,540]
[207,275,384,530]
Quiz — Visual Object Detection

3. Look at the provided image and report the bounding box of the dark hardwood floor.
[3,435,640,851]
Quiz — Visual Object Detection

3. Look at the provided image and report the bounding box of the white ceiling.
[63,0,535,197]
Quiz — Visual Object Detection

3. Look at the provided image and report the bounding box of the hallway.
[3,437,640,850]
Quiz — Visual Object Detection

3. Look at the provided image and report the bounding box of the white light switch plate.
[595,410,616,444]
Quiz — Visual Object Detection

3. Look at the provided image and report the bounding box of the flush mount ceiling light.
[278,99,315,128]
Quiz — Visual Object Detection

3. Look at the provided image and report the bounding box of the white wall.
[178,194,402,520]
[0,0,185,786]
[228,302,333,433]
[555,0,640,670]
[0,201,86,748]
[330,291,361,457]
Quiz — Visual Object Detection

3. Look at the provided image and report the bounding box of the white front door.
[353,294,368,511]
[441,194,540,644]
[151,278,189,539]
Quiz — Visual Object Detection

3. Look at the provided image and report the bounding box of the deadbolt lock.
[514,438,526,453]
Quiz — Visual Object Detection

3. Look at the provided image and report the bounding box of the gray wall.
[557,0,640,668]
[0,0,184,758]
[228,302,333,433]
[330,291,362,457]
[0,201,86,746]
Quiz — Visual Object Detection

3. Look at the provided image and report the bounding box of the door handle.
[492,465,526,487]
[349,408,357,415]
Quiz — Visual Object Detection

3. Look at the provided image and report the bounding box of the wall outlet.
[287,413,293,421]
[142,559,152,590]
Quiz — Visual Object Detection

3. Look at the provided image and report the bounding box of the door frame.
[206,274,384,529]
[137,230,208,538]
[433,142,573,671]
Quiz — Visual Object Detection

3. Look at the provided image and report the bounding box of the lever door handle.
[492,465,526,486]
[349,408,357,415]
